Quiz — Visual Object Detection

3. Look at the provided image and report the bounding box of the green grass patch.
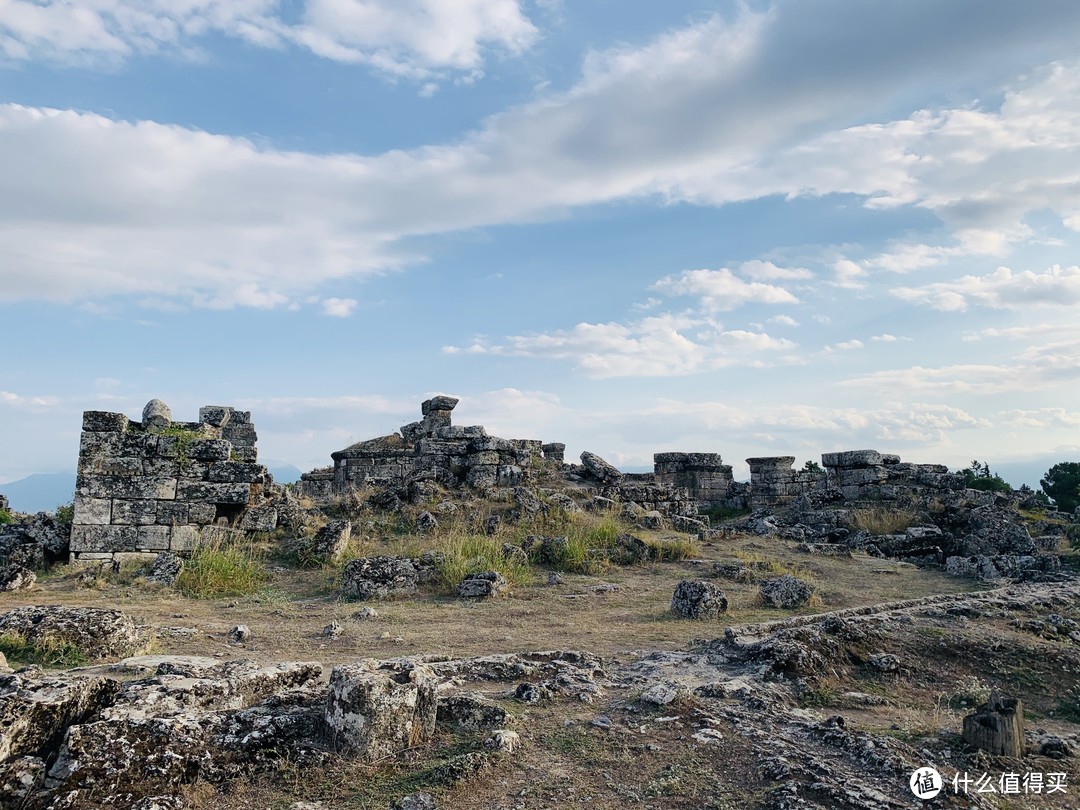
[0,507,12,526]
[646,536,701,562]
[0,631,89,668]
[432,532,533,592]
[176,530,269,598]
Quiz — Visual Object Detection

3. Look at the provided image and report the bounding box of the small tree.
[959,460,1012,494]
[1040,462,1080,514]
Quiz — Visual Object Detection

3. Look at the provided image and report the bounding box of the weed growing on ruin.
[0,506,12,525]
[53,500,74,529]
[848,506,918,536]
[152,424,204,471]
[0,631,88,668]
[433,532,533,592]
[177,530,269,598]
[949,674,993,709]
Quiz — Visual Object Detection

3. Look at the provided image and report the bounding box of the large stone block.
[176,482,252,505]
[421,396,458,415]
[238,506,277,533]
[188,439,232,462]
[81,412,129,433]
[169,526,201,552]
[325,660,437,761]
[156,501,189,526]
[135,526,171,551]
[77,475,177,501]
[73,497,111,526]
[207,462,268,484]
[70,525,138,553]
[110,499,159,526]
[188,503,217,525]
[821,449,883,468]
[198,405,234,427]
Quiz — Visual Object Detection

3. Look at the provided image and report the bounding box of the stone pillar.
[821,450,889,500]
[746,457,797,510]
[141,399,172,430]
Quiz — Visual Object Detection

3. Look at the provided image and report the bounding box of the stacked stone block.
[70,400,274,562]
[822,449,962,501]
[654,452,736,506]
[304,397,551,499]
[747,456,827,510]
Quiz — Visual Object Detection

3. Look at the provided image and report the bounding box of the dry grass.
[176,528,269,598]
[847,505,919,536]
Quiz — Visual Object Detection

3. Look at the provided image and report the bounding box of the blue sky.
[2,0,1080,486]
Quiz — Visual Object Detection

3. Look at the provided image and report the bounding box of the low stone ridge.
[0,606,145,662]
[759,575,814,609]
[671,580,729,619]
[454,571,508,599]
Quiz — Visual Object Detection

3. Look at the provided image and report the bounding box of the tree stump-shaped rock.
[962,690,1025,757]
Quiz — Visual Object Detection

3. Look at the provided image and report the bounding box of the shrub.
[54,501,74,529]
[0,631,88,668]
[0,507,12,526]
[1040,462,1080,515]
[177,530,268,598]
[849,506,918,535]
[958,460,1012,494]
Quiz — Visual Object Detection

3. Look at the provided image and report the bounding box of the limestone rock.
[0,755,45,806]
[394,793,437,810]
[322,621,344,639]
[228,625,251,644]
[512,487,543,515]
[142,399,172,430]
[610,533,651,565]
[352,607,379,621]
[484,729,520,754]
[579,451,623,485]
[639,510,666,530]
[314,520,352,561]
[868,653,901,673]
[325,659,437,761]
[145,552,183,586]
[671,580,728,620]
[0,606,144,662]
[760,575,813,609]
[415,511,438,533]
[437,692,513,730]
[455,571,508,599]
[545,492,580,513]
[0,564,36,592]
[341,556,420,600]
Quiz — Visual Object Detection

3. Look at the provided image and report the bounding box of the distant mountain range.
[0,464,304,514]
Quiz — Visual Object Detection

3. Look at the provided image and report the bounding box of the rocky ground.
[1,481,1078,809]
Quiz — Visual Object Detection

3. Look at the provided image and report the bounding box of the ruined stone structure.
[654,452,739,506]
[70,400,277,563]
[746,457,827,509]
[299,397,560,499]
[746,450,965,510]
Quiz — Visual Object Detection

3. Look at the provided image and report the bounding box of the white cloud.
[0,390,60,408]
[4,5,1080,309]
[831,259,866,289]
[870,333,898,342]
[737,260,812,281]
[321,297,358,317]
[652,269,798,311]
[444,312,798,378]
[892,264,1080,312]
[768,314,799,326]
[0,0,538,79]
[826,339,864,352]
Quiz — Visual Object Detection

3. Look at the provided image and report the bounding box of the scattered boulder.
[0,512,69,567]
[867,653,901,673]
[579,452,623,485]
[639,510,666,530]
[415,511,438,533]
[760,575,813,609]
[640,681,686,706]
[0,606,145,662]
[437,693,513,730]
[313,520,352,561]
[545,492,580,513]
[609,532,651,565]
[352,607,379,621]
[484,514,501,535]
[512,487,543,516]
[671,580,728,620]
[0,564,35,592]
[672,515,707,533]
[325,659,437,761]
[455,572,508,599]
[145,552,183,586]
[228,625,251,644]
[394,792,437,810]
[485,729,520,754]
[342,556,420,600]
[322,621,344,639]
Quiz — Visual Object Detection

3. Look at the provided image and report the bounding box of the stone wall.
[299,397,555,500]
[821,449,962,501]
[747,457,827,510]
[654,452,739,507]
[70,400,276,563]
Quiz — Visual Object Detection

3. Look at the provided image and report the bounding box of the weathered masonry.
[300,396,561,500]
[70,400,277,563]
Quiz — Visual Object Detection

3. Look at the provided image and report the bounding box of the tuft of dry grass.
[848,506,919,536]
[176,528,269,598]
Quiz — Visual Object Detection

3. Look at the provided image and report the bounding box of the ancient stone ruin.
[69,400,277,563]
[299,396,561,500]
